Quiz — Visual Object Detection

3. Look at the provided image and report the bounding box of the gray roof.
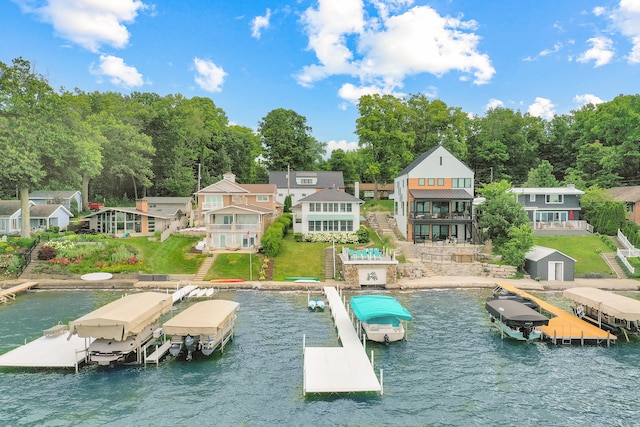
[29,190,80,200]
[525,245,576,262]
[0,200,21,216]
[269,171,345,189]
[298,188,363,203]
[30,204,73,218]
[409,189,473,200]
[84,206,181,220]
[144,197,192,205]
[509,186,584,196]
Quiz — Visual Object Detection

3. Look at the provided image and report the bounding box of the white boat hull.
[489,316,543,341]
[88,322,157,365]
[361,322,405,343]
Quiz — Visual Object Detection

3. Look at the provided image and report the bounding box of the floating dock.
[303,286,382,395]
[495,282,616,346]
[0,281,38,304]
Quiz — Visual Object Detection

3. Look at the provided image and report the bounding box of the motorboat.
[350,295,412,344]
[485,296,549,341]
[67,292,172,365]
[563,287,640,340]
[163,300,240,360]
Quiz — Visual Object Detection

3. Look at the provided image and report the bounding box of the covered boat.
[68,292,172,365]
[563,287,640,339]
[163,299,239,360]
[485,298,549,341]
[350,295,412,344]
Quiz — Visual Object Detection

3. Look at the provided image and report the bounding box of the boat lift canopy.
[563,287,640,322]
[350,295,412,327]
[485,299,549,327]
[163,300,239,336]
[68,292,172,341]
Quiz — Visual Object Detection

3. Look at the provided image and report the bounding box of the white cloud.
[337,83,384,104]
[574,93,605,106]
[251,8,271,39]
[593,6,606,16]
[296,1,494,101]
[577,36,615,67]
[90,55,144,88]
[16,0,148,52]
[539,42,563,56]
[193,58,227,93]
[527,97,555,120]
[610,0,640,63]
[485,98,504,110]
[325,139,359,156]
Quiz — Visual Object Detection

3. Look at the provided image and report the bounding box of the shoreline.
[4,275,639,292]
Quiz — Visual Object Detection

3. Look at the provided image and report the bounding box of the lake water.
[1,288,638,427]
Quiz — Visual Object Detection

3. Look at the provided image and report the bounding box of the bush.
[38,246,57,260]
[356,226,369,243]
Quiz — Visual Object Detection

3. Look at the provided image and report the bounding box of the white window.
[204,195,223,208]
[545,194,563,204]
[529,194,536,202]
[257,195,269,202]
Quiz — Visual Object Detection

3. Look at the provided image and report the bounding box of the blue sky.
[2,0,639,156]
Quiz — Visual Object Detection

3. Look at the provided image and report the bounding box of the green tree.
[523,160,559,187]
[356,94,414,200]
[499,224,534,270]
[327,148,358,184]
[258,108,324,171]
[476,180,529,248]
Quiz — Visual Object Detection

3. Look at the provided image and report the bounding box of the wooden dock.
[496,282,616,345]
[303,286,382,395]
[0,281,38,304]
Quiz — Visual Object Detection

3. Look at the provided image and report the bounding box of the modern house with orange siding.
[393,145,475,243]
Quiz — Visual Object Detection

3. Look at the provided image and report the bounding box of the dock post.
[371,350,374,367]
[607,332,610,347]
[553,330,557,345]
[581,331,584,347]
[303,334,306,353]
[380,368,384,396]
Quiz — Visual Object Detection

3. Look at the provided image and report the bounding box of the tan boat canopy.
[163,300,239,336]
[563,287,640,321]
[68,292,172,341]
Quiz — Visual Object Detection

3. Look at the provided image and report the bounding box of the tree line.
[2,57,639,237]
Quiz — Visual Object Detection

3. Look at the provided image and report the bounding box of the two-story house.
[29,190,82,212]
[394,145,475,243]
[292,188,363,235]
[269,171,345,206]
[195,172,278,250]
[508,184,585,229]
[606,186,640,226]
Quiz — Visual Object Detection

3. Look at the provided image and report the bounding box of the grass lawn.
[533,235,614,276]
[205,252,261,281]
[125,234,204,274]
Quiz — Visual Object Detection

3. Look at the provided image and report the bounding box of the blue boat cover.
[350,295,412,326]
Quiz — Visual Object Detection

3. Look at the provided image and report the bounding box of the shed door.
[548,261,564,281]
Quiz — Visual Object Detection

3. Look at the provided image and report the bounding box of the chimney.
[136,199,148,213]
[354,181,360,197]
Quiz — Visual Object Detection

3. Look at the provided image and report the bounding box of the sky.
[2,0,640,156]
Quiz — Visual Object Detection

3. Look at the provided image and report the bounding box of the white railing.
[207,223,260,232]
[616,229,639,274]
[617,248,635,274]
[532,220,591,231]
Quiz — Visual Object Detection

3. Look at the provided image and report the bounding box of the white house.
[0,200,74,234]
[292,188,364,235]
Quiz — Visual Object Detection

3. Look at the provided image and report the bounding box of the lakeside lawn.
[533,235,614,276]
[124,234,204,274]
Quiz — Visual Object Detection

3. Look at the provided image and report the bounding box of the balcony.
[207,223,261,233]
[409,212,471,221]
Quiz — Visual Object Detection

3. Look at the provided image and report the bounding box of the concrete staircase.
[193,254,216,281]
[601,252,628,279]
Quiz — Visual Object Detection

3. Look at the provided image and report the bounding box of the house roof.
[409,189,473,200]
[0,200,21,216]
[84,206,181,220]
[30,204,73,218]
[203,203,277,215]
[29,190,80,200]
[298,188,363,203]
[509,185,584,196]
[398,145,473,176]
[269,171,345,189]
[144,197,192,205]
[606,186,640,202]
[525,245,576,262]
[196,178,275,195]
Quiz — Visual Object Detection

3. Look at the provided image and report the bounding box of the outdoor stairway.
[601,252,628,279]
[18,240,47,279]
[192,254,216,281]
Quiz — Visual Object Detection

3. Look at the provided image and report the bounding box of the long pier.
[303,286,382,395]
[0,281,38,304]
[496,282,616,346]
